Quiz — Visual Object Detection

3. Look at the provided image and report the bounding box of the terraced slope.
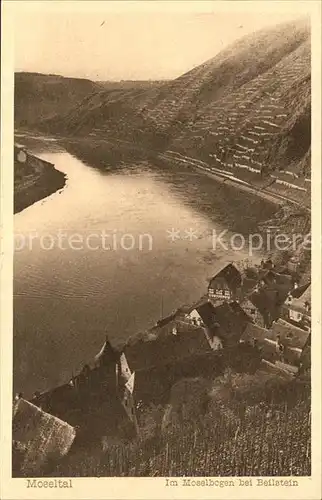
[162,31,310,205]
[171,38,310,174]
[144,19,309,132]
[37,19,311,195]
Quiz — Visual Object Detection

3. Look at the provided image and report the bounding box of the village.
[12,242,311,476]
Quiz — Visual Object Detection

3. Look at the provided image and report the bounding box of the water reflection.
[14,136,275,396]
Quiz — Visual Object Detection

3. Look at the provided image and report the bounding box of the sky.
[13,1,309,82]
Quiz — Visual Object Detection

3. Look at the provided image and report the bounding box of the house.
[143,318,180,341]
[30,336,139,440]
[287,256,300,273]
[274,264,294,276]
[240,318,310,371]
[240,296,262,323]
[12,398,76,476]
[282,283,311,331]
[274,272,293,288]
[120,372,139,434]
[269,319,309,349]
[228,300,254,324]
[123,325,212,373]
[133,343,262,406]
[185,307,204,327]
[258,269,276,286]
[14,145,27,163]
[287,300,310,327]
[243,265,260,280]
[208,301,253,347]
[185,301,217,328]
[208,263,242,302]
[256,269,292,288]
[267,319,311,366]
[240,322,268,345]
[239,323,275,362]
[236,274,261,321]
[246,269,294,328]
[248,287,280,328]
[289,281,311,299]
[184,299,253,349]
[95,335,120,367]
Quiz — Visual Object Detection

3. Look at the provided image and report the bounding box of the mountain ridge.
[16,18,311,187]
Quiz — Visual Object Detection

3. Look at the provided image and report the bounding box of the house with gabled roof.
[240,296,262,324]
[240,318,311,374]
[235,273,262,323]
[30,336,139,441]
[95,335,120,367]
[246,269,293,328]
[240,322,268,345]
[184,299,253,348]
[209,301,253,346]
[290,281,311,299]
[268,319,311,366]
[247,287,279,328]
[208,263,242,303]
[258,269,276,286]
[132,343,262,406]
[257,269,293,288]
[228,301,254,323]
[185,300,217,328]
[282,283,311,331]
[123,325,212,373]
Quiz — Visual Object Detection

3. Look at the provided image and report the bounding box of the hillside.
[14,72,101,127]
[97,80,168,91]
[48,374,310,477]
[36,18,311,188]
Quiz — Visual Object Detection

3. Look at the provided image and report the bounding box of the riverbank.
[156,151,311,211]
[64,133,310,217]
[14,148,66,214]
[18,131,309,214]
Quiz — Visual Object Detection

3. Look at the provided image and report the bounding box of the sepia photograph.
[1,0,321,498]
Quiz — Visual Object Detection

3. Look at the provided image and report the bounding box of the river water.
[13,135,275,397]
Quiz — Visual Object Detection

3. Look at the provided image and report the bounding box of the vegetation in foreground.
[47,370,310,477]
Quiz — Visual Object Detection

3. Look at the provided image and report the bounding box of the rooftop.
[195,301,218,329]
[269,319,310,350]
[240,322,268,343]
[292,283,311,301]
[124,327,211,373]
[12,398,75,476]
[210,301,252,344]
[208,263,242,290]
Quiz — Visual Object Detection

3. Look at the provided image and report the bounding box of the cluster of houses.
[146,257,311,380]
[13,337,138,475]
[203,260,311,375]
[13,258,311,475]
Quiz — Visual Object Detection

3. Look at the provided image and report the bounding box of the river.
[13,134,276,397]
